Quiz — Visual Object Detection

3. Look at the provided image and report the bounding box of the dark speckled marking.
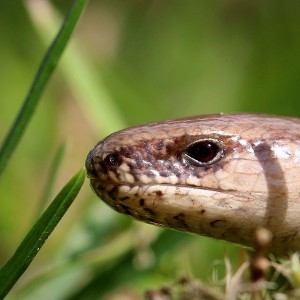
[146,217,156,223]
[155,191,163,197]
[174,212,185,219]
[145,171,156,178]
[107,186,118,200]
[199,209,206,215]
[173,212,188,228]
[144,208,156,216]
[210,219,225,228]
[120,196,130,201]
[160,172,169,177]
[157,140,164,150]
[139,199,145,206]
[119,203,131,215]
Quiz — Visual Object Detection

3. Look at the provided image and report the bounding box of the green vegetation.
[1,1,300,299]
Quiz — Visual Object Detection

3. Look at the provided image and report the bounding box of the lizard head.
[86,114,300,255]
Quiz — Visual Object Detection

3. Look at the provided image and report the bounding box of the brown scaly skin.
[86,114,300,256]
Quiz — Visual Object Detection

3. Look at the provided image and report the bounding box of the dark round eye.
[183,139,224,167]
[104,153,121,168]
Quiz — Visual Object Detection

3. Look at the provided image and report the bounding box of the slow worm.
[85,114,300,256]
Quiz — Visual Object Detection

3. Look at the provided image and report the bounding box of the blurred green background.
[1,0,300,299]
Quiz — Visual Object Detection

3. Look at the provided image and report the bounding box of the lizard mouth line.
[90,178,267,197]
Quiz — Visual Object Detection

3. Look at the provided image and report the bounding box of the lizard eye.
[183,139,224,167]
[104,153,121,168]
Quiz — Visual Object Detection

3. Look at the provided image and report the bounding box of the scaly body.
[86,114,300,256]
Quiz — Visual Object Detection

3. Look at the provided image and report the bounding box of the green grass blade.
[0,0,88,179]
[36,143,66,216]
[0,168,86,299]
[26,1,127,136]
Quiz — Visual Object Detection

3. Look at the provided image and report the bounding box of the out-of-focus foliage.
[1,1,300,299]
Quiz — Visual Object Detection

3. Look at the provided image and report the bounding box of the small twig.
[250,227,273,299]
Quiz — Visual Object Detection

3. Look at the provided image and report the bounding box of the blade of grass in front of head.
[0,0,89,179]
[0,168,86,298]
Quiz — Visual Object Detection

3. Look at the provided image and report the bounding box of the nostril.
[103,153,121,168]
